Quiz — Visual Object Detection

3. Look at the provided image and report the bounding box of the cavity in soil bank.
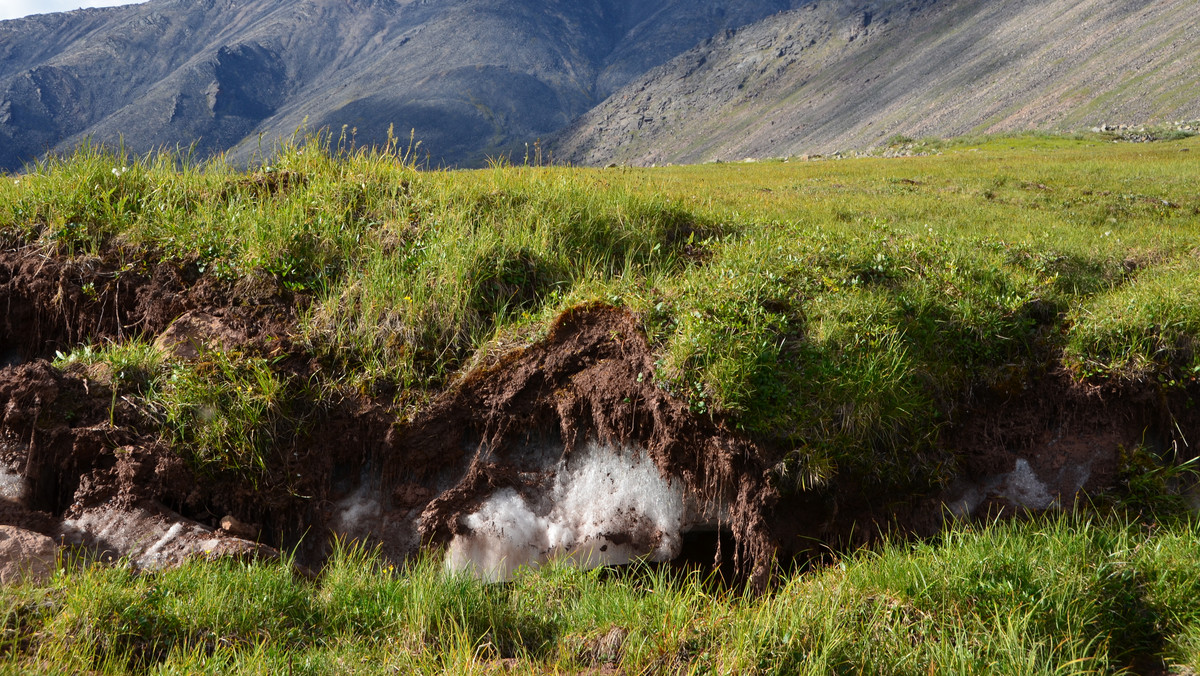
[0,248,778,581]
[0,244,1190,585]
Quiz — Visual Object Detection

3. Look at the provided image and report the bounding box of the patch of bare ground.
[781,370,1198,559]
[399,303,775,584]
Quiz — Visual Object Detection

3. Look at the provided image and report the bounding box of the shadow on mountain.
[314,66,574,166]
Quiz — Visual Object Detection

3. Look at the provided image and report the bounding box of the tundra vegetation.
[1,130,1198,673]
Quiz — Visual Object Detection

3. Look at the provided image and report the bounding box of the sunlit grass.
[2,516,1197,674]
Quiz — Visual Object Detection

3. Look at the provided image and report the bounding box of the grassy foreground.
[3,515,1199,674]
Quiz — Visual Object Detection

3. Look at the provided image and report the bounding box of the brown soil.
[0,245,296,363]
[398,303,775,583]
[0,525,57,585]
[0,244,1195,581]
[0,244,318,560]
[944,373,1180,512]
[795,369,1199,555]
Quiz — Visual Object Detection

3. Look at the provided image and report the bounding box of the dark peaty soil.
[398,303,776,584]
[0,245,296,363]
[0,244,1195,582]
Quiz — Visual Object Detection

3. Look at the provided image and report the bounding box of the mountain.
[0,0,809,171]
[6,0,1198,172]
[551,0,1200,165]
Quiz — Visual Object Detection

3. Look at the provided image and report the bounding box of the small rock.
[220,515,259,540]
[60,504,273,570]
[154,311,247,359]
[0,526,58,585]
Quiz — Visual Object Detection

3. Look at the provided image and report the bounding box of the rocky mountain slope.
[0,0,810,171]
[552,0,1200,165]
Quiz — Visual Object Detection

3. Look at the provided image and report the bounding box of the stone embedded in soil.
[0,525,58,585]
[219,514,260,540]
[60,504,274,570]
[153,311,250,359]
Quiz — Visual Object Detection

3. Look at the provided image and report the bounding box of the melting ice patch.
[0,464,27,503]
[947,456,1091,517]
[998,458,1055,509]
[446,441,698,581]
[332,485,383,533]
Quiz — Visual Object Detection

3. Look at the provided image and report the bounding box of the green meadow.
[1,131,1198,672]
[5,132,1198,488]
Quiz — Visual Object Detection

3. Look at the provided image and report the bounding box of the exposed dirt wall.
[0,245,1195,583]
[0,246,296,362]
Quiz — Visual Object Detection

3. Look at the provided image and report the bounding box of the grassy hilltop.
[1,131,1199,673]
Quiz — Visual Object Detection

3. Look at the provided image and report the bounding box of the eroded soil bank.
[1,246,1195,583]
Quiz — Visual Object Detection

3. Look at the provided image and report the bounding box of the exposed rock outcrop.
[552,0,1200,165]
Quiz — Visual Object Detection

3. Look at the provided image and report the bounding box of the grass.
[52,343,306,487]
[154,350,297,486]
[3,131,1200,672]
[5,130,1200,491]
[2,515,1198,674]
[1065,257,1200,384]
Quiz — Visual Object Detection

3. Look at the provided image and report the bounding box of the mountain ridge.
[0,0,807,170]
[550,0,1200,165]
[3,0,1199,171]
